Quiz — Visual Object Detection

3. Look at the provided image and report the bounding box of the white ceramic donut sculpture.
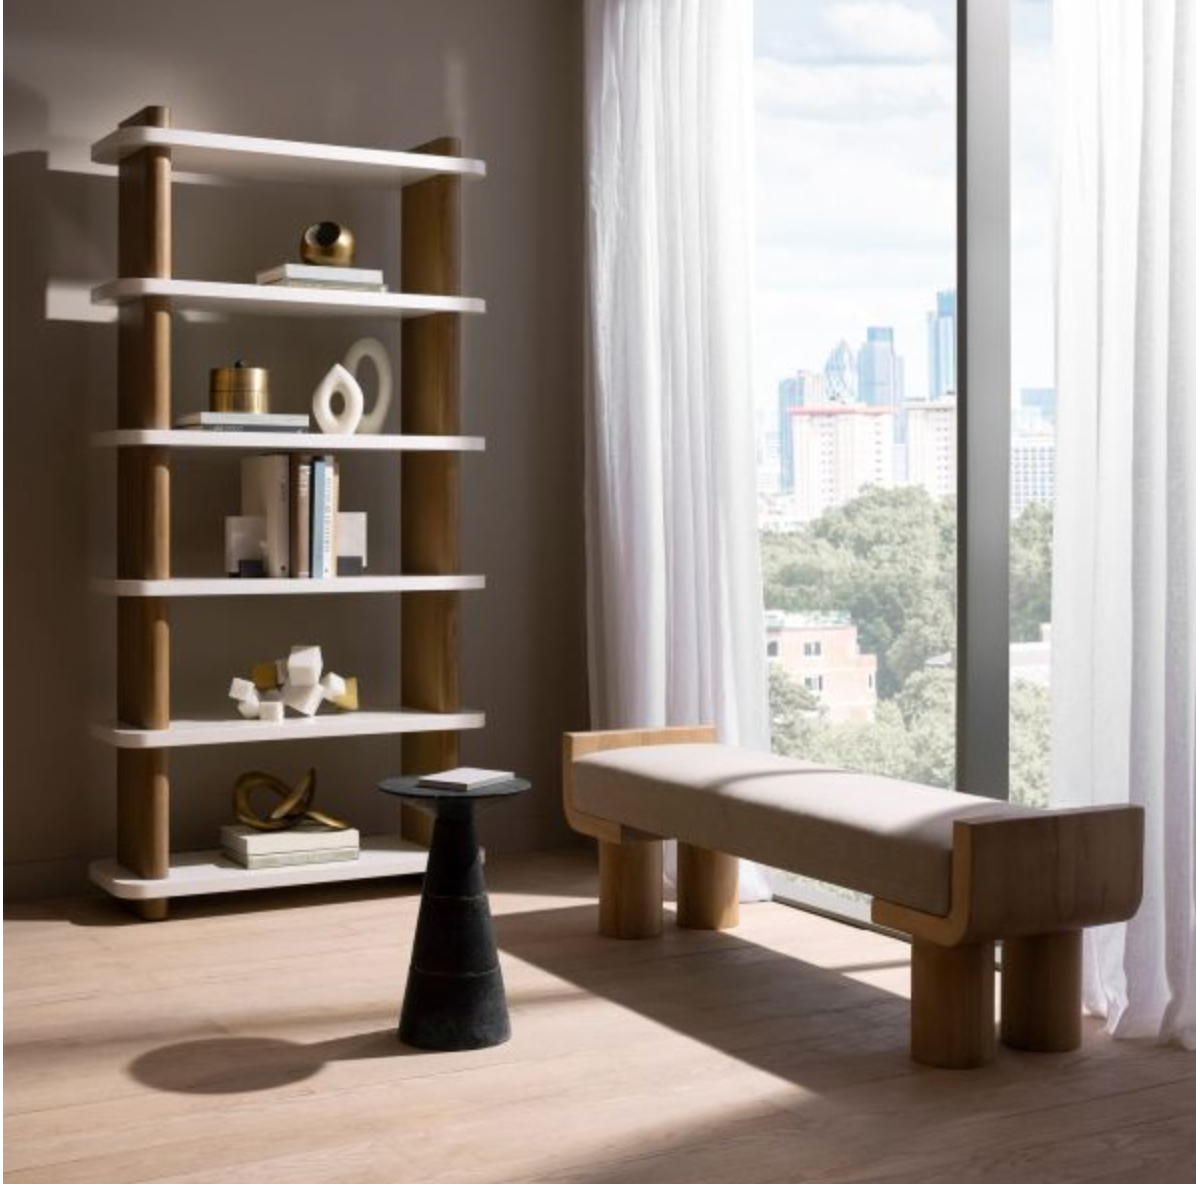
[343,337,393,434]
[311,363,365,435]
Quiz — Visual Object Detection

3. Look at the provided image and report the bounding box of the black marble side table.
[378,776,530,1051]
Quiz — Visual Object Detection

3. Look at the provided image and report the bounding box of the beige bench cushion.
[572,743,1032,916]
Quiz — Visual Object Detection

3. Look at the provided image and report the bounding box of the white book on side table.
[417,767,515,792]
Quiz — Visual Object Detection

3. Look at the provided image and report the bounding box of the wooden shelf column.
[115,105,172,921]
[400,138,463,847]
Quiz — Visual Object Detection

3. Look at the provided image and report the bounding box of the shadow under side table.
[378,776,530,1051]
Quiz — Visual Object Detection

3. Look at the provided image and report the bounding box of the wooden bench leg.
[910,939,995,1068]
[599,840,663,939]
[1000,931,1082,1052]
[676,843,739,930]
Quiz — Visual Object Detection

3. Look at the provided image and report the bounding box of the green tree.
[762,485,956,697]
[1010,501,1053,643]
[1010,680,1051,807]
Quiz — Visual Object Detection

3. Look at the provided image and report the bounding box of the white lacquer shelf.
[91,126,486,189]
[88,835,430,901]
[92,278,485,319]
[92,709,486,750]
[92,575,486,598]
[91,430,486,453]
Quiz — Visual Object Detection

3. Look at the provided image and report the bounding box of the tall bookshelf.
[89,106,486,919]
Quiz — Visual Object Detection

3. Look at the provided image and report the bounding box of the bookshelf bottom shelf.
[89,835,430,900]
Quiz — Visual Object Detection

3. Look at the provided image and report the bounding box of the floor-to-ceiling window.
[1008,0,1053,807]
[753,0,960,909]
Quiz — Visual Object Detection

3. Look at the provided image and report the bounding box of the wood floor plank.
[4,850,1194,1184]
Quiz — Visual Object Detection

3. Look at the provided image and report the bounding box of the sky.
[753,0,1054,416]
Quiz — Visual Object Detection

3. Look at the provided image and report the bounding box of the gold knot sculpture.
[233,768,350,832]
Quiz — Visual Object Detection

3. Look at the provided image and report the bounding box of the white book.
[417,767,515,792]
[220,823,360,857]
[240,455,291,578]
[223,848,360,870]
[256,263,385,286]
[175,411,310,431]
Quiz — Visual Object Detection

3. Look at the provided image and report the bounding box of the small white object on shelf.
[282,682,323,717]
[344,337,392,434]
[258,699,285,723]
[417,767,516,792]
[222,822,360,856]
[228,677,257,702]
[287,645,323,687]
[175,411,310,432]
[311,363,364,434]
[257,263,384,287]
[320,672,347,702]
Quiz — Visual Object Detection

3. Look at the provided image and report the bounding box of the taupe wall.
[3,0,588,898]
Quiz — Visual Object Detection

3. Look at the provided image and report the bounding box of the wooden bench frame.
[563,726,1144,1068]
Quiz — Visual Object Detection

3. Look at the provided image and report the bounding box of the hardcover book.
[175,411,309,432]
[220,823,360,857]
[240,455,290,578]
[290,454,313,578]
[256,263,385,287]
[416,768,516,792]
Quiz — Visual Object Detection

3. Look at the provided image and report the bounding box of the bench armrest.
[562,726,717,843]
[873,805,1145,945]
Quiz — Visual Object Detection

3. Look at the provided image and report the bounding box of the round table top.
[377,776,531,802]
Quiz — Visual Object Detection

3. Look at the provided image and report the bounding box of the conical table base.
[379,777,529,1052]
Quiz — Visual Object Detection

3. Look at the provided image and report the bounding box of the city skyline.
[753,0,1054,416]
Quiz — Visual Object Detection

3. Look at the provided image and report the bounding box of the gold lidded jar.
[210,360,270,414]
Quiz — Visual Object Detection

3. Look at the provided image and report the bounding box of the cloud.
[823,2,953,62]
[756,56,954,122]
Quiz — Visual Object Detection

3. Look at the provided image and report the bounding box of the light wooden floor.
[5,849,1195,1184]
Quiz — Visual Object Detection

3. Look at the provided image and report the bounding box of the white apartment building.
[905,397,957,500]
[1011,430,1055,516]
[790,406,893,522]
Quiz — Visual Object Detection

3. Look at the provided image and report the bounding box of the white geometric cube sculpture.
[287,645,323,688]
[282,681,324,717]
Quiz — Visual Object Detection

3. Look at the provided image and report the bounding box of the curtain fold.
[1052,0,1196,1048]
[583,0,770,899]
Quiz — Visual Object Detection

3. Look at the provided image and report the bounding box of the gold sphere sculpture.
[300,220,356,267]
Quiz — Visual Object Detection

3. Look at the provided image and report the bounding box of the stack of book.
[417,768,515,792]
[239,454,365,578]
[175,410,310,433]
[256,263,387,293]
[220,822,360,870]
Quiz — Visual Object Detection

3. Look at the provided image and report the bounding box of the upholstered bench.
[563,726,1144,1068]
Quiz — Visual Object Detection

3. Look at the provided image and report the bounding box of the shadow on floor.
[126,901,917,1096]
[128,1029,412,1094]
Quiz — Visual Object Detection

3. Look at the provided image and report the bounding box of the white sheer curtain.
[583,0,771,899]
[1052,0,1196,1048]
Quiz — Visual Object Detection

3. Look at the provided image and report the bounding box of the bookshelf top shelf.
[92,430,486,453]
[91,126,486,188]
[93,279,485,319]
[92,709,486,750]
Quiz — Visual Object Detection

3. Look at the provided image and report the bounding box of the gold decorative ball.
[300,221,356,267]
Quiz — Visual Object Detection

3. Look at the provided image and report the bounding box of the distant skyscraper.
[823,340,857,404]
[777,377,801,492]
[857,327,904,410]
[905,398,957,500]
[790,406,893,522]
[927,290,956,399]
[1018,387,1056,428]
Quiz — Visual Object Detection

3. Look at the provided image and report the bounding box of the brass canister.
[210,361,270,414]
